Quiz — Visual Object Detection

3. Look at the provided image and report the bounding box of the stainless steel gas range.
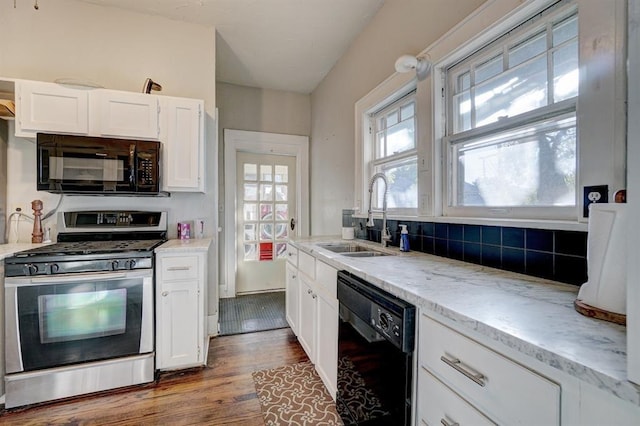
[3,210,167,409]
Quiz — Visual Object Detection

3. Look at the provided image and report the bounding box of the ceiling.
[76,0,385,94]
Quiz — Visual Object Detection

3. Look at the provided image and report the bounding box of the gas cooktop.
[11,239,166,258]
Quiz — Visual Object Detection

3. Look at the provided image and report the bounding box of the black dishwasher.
[336,270,416,426]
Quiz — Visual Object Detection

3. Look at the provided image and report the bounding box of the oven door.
[5,270,153,374]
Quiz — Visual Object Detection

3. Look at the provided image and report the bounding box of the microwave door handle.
[129,144,136,189]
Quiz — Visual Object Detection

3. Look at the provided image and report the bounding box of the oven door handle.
[28,272,129,284]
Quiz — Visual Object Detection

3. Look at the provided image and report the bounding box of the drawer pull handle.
[441,418,460,426]
[440,355,486,387]
[167,266,191,271]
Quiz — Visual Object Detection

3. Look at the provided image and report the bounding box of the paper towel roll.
[577,203,627,315]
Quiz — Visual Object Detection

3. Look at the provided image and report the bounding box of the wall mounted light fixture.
[394,54,432,81]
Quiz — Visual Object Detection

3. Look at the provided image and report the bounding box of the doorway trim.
[222,129,309,299]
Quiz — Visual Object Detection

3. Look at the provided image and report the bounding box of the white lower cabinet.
[288,250,338,398]
[285,261,299,334]
[156,251,207,370]
[418,314,560,425]
[298,274,317,363]
[419,367,495,426]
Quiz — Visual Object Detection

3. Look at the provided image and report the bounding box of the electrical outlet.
[583,185,608,217]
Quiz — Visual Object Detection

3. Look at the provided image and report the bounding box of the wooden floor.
[0,328,307,425]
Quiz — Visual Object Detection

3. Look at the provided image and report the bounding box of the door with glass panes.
[236,152,297,294]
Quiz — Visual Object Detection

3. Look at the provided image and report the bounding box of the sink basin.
[317,242,393,257]
[341,251,391,257]
[317,243,372,253]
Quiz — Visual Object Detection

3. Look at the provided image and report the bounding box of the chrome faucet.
[367,173,391,247]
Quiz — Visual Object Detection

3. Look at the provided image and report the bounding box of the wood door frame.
[222,129,309,299]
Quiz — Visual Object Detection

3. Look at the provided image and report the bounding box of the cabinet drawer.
[419,367,495,426]
[420,315,560,425]
[286,244,298,267]
[298,251,315,280]
[315,260,337,298]
[160,255,199,281]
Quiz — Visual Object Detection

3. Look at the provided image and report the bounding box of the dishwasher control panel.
[371,305,404,348]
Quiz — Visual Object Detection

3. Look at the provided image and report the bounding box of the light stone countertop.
[155,238,212,253]
[289,237,639,406]
[0,243,52,261]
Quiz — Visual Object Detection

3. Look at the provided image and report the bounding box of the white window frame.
[443,3,579,220]
[429,0,626,226]
[355,74,422,219]
[369,91,418,213]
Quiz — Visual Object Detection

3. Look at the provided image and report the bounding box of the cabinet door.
[316,292,338,400]
[97,91,159,140]
[157,279,200,369]
[298,275,317,363]
[163,98,204,192]
[285,262,299,334]
[17,80,89,137]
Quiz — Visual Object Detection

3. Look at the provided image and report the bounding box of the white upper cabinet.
[161,97,204,192]
[15,80,89,137]
[94,91,159,140]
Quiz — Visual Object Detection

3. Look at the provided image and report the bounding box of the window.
[444,6,578,218]
[369,92,417,211]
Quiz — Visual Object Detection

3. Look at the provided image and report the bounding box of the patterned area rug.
[252,361,343,425]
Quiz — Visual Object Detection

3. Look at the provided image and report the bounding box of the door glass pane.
[260,184,273,201]
[260,203,273,220]
[276,243,287,259]
[244,203,257,221]
[275,204,288,220]
[260,223,273,241]
[244,183,257,201]
[244,224,256,241]
[244,163,257,181]
[244,244,257,261]
[275,165,288,183]
[275,223,288,240]
[275,185,288,201]
[260,165,272,182]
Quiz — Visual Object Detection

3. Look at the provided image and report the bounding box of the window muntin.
[370,93,417,210]
[445,6,578,215]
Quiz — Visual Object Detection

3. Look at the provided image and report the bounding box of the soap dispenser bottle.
[399,224,410,252]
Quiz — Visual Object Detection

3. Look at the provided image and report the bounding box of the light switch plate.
[583,185,608,217]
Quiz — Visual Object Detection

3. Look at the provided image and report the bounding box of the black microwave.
[37,133,161,195]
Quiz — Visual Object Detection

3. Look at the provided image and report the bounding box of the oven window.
[17,278,146,372]
[38,288,127,344]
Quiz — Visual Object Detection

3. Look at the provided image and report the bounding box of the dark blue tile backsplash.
[350,214,588,286]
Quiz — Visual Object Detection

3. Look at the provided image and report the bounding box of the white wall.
[309,0,486,236]
[0,0,219,322]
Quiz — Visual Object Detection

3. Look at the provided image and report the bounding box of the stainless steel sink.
[317,242,393,257]
[341,251,390,257]
[317,243,372,253]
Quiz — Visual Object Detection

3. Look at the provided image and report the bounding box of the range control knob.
[25,264,38,276]
[111,260,120,271]
[379,312,392,330]
[49,264,60,274]
[126,259,137,270]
